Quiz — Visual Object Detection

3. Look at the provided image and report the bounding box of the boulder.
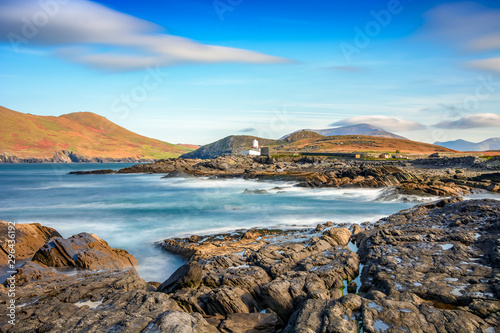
[261,280,294,321]
[144,311,219,333]
[157,261,202,294]
[0,262,217,333]
[0,220,61,265]
[321,227,351,246]
[32,232,137,270]
[206,286,259,316]
[219,312,282,333]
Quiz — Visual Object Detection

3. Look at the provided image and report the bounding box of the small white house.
[241,139,261,156]
[241,150,261,156]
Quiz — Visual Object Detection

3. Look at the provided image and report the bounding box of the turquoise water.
[2,163,493,283]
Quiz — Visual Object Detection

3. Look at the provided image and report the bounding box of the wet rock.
[206,286,259,316]
[144,311,219,333]
[321,227,351,246]
[357,198,500,332]
[0,264,196,332]
[219,312,281,333]
[284,294,362,333]
[244,189,268,194]
[74,154,500,194]
[261,279,295,321]
[32,232,138,270]
[348,281,357,294]
[0,221,61,265]
[157,261,203,294]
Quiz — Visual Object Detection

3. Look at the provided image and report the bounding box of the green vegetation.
[35,118,65,131]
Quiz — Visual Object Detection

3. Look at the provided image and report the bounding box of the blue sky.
[0,0,499,145]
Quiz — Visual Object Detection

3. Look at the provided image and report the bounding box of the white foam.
[368,302,383,312]
[74,299,103,309]
[373,320,390,332]
[451,286,466,296]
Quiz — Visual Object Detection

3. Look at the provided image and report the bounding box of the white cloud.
[434,113,500,129]
[467,57,500,73]
[0,0,288,71]
[331,116,426,131]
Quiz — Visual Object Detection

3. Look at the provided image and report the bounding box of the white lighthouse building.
[241,139,261,156]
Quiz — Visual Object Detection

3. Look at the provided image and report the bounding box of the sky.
[0,0,499,145]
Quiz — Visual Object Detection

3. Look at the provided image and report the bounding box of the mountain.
[281,124,407,140]
[0,106,195,161]
[181,135,276,159]
[434,138,500,152]
[182,131,454,159]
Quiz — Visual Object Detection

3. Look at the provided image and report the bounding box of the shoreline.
[69,155,500,197]
[2,197,499,331]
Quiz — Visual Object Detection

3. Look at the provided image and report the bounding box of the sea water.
[0,163,497,282]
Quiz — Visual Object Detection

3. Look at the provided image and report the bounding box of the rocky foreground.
[1,198,499,332]
[71,155,500,197]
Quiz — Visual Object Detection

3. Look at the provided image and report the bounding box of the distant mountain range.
[434,138,500,152]
[281,124,407,140]
[182,131,453,159]
[0,106,196,162]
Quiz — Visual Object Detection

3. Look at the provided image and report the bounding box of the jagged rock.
[0,220,61,265]
[243,189,268,194]
[99,155,500,194]
[32,232,138,270]
[9,261,59,285]
[157,261,203,294]
[356,198,500,332]
[321,227,351,246]
[348,281,357,294]
[0,264,215,333]
[206,286,259,316]
[261,280,295,321]
[219,312,282,333]
[144,311,219,333]
[284,294,363,333]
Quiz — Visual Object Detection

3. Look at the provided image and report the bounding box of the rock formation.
[0,220,61,265]
[32,232,138,270]
[156,198,500,332]
[1,198,499,332]
[74,155,500,197]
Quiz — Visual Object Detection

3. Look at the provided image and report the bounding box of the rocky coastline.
[0,150,156,163]
[1,198,499,332]
[70,155,500,197]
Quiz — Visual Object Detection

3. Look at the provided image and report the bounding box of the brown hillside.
[183,133,457,159]
[0,106,194,159]
[272,134,457,154]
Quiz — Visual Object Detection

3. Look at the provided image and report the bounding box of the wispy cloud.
[421,2,500,53]
[327,66,364,73]
[239,127,256,133]
[0,0,289,71]
[433,113,500,129]
[467,57,500,73]
[331,115,426,131]
[420,2,500,75]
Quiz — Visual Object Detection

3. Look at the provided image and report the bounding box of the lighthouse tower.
[240,139,262,156]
